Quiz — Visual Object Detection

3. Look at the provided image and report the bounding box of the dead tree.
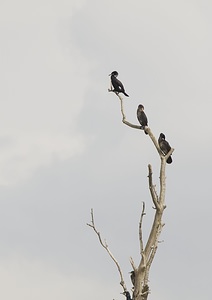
[87,91,174,300]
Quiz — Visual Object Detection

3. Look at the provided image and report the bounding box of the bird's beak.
[108,73,111,76]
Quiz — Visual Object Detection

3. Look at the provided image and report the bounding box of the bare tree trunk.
[88,91,174,300]
[131,162,166,300]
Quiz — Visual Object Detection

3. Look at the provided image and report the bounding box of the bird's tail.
[123,92,129,97]
[167,156,172,164]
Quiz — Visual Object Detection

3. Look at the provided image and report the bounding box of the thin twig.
[87,209,127,291]
[130,257,137,271]
[110,91,143,129]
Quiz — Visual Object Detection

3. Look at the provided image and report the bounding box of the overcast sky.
[0,0,212,299]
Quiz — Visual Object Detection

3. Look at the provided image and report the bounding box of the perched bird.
[137,104,148,134]
[123,291,132,300]
[129,271,135,286]
[109,71,129,97]
[158,133,173,164]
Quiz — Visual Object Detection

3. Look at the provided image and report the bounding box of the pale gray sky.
[0,0,211,299]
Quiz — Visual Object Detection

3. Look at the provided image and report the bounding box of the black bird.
[123,291,132,300]
[130,271,135,286]
[109,71,129,97]
[137,104,148,134]
[158,133,173,164]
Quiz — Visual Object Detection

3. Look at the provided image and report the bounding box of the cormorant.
[137,104,148,134]
[123,291,132,300]
[158,133,173,164]
[130,271,135,286]
[109,71,129,97]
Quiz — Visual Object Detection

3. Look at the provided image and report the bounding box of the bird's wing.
[113,77,125,90]
[137,112,148,126]
[160,140,171,154]
[142,113,148,125]
[137,111,142,125]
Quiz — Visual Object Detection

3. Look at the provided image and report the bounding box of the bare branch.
[130,257,137,271]
[87,209,127,291]
[118,93,126,121]
[147,128,162,155]
[109,91,175,162]
[159,157,166,207]
[144,222,164,288]
[148,164,160,210]
[113,93,164,155]
[139,202,146,256]
[109,91,143,129]
[144,192,164,259]
[164,148,174,160]
[123,119,142,129]
[138,252,147,273]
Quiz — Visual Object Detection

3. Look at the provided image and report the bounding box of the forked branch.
[87,208,127,292]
